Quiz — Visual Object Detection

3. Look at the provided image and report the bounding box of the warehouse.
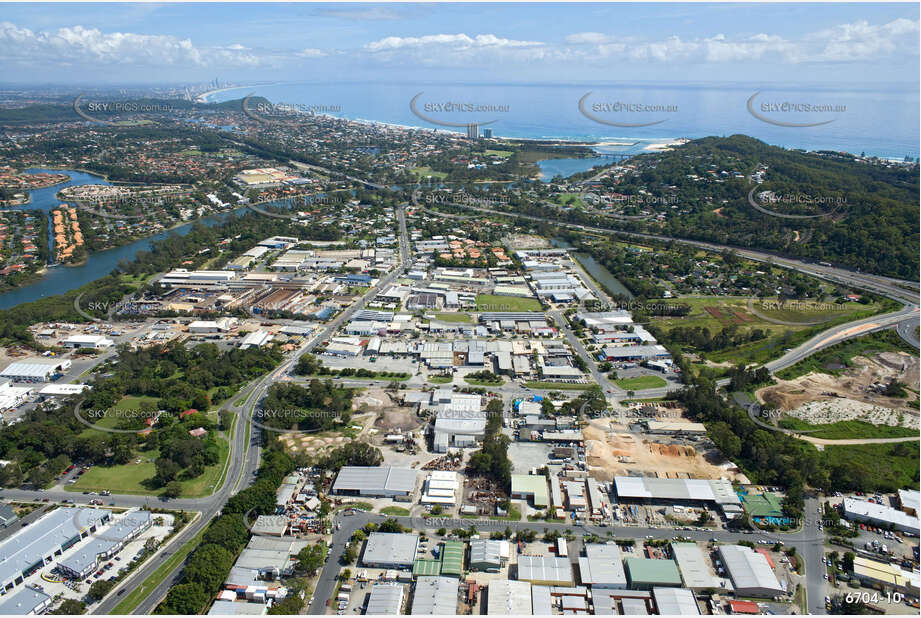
[517,555,574,586]
[0,359,70,383]
[511,474,550,508]
[239,330,273,349]
[578,544,627,589]
[331,466,417,499]
[366,582,405,614]
[233,536,309,579]
[652,587,699,615]
[362,533,420,568]
[717,545,785,598]
[670,543,723,591]
[624,558,683,590]
[601,344,671,361]
[468,539,510,572]
[439,541,465,578]
[58,510,152,580]
[0,508,108,590]
[61,334,114,350]
[486,580,532,615]
[899,489,920,516]
[644,421,707,435]
[0,586,52,615]
[613,477,742,516]
[842,497,920,533]
[421,471,460,505]
[410,576,459,614]
[852,557,920,596]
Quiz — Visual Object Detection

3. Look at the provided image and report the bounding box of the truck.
[557,538,568,558]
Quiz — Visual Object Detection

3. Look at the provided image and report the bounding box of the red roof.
[181,409,198,417]
[729,600,760,614]
[755,547,775,568]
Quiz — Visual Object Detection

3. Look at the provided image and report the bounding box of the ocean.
[206,81,920,161]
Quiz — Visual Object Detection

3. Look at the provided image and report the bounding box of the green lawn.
[380,506,411,516]
[334,502,373,512]
[434,312,473,323]
[79,395,160,437]
[67,438,229,498]
[524,381,593,390]
[464,376,504,386]
[615,375,667,390]
[428,375,453,384]
[489,505,522,521]
[822,442,919,493]
[778,417,918,440]
[485,149,514,158]
[475,294,542,312]
[410,166,448,180]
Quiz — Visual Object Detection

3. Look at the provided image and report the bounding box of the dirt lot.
[582,421,746,483]
[757,352,920,427]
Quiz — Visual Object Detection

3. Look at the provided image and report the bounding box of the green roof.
[440,541,465,577]
[624,558,682,587]
[511,474,549,507]
[413,559,441,577]
[742,492,784,518]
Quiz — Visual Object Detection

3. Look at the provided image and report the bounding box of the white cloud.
[365,33,543,52]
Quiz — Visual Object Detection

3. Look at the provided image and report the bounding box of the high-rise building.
[482,128,493,138]
[466,123,479,139]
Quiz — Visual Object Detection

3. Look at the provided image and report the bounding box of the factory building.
[331,466,417,499]
[842,497,921,534]
[362,533,420,569]
[410,576,459,614]
[486,580,532,615]
[366,582,405,614]
[58,511,152,580]
[578,544,627,589]
[517,555,574,586]
[624,558,683,590]
[717,545,785,598]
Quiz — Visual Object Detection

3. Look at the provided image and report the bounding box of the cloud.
[365,33,543,52]
[315,7,405,21]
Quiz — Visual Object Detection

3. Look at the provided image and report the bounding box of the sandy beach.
[643,138,691,152]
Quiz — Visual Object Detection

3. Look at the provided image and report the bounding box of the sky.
[0,3,918,86]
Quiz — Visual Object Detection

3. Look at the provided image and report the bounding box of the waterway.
[572,252,634,299]
[0,169,247,310]
[536,156,611,182]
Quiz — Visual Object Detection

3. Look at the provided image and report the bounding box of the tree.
[156,582,210,615]
[53,600,86,614]
[163,480,183,498]
[184,544,234,593]
[88,580,116,601]
[842,551,855,572]
[296,542,328,574]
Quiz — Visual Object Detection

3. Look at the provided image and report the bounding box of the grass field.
[554,193,588,208]
[822,442,919,493]
[475,294,542,312]
[777,417,918,440]
[428,375,453,384]
[434,312,474,323]
[485,149,514,158]
[776,330,918,381]
[615,375,667,390]
[523,381,592,390]
[79,395,160,437]
[410,166,448,180]
[380,506,411,516]
[464,376,504,386]
[67,438,229,498]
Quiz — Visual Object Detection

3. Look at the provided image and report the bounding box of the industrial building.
[592,590,654,615]
[842,497,921,534]
[670,543,723,591]
[578,544,627,589]
[468,539,510,572]
[0,359,70,383]
[61,334,114,350]
[486,580,532,615]
[852,557,920,596]
[517,555,574,586]
[432,394,485,453]
[652,587,700,615]
[613,477,743,518]
[717,545,785,598]
[0,507,109,591]
[511,474,550,509]
[421,471,460,505]
[899,489,920,517]
[366,582,405,614]
[233,536,310,580]
[0,503,18,528]
[623,558,683,590]
[58,510,152,580]
[331,466,417,499]
[0,586,53,615]
[410,576,459,614]
[439,541,465,578]
[362,533,420,569]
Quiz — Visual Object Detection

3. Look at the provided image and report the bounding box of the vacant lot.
[615,375,667,390]
[475,294,542,312]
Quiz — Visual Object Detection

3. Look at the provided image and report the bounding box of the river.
[572,252,634,299]
[0,169,247,310]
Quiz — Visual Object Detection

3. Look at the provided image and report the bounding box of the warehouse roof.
[413,559,441,577]
[899,489,920,514]
[363,532,420,566]
[366,583,404,615]
[0,360,62,378]
[670,542,720,590]
[59,511,151,575]
[624,558,683,587]
[614,477,741,506]
[578,544,626,587]
[518,555,574,585]
[853,557,921,590]
[0,508,107,586]
[512,474,550,506]
[332,466,417,494]
[486,580,532,615]
[469,539,508,568]
[440,541,464,577]
[843,497,920,530]
[652,587,699,615]
[717,545,784,594]
[0,587,51,615]
[410,576,458,614]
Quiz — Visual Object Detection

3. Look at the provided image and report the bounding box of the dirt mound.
[374,408,421,432]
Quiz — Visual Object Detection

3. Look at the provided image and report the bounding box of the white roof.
[670,542,720,589]
[718,545,784,594]
[366,583,404,615]
[518,555,574,585]
[652,587,699,615]
[410,576,458,614]
[333,466,417,494]
[899,489,920,514]
[0,360,61,378]
[578,544,626,587]
[487,580,532,615]
[614,477,741,506]
[39,383,90,395]
[843,497,920,530]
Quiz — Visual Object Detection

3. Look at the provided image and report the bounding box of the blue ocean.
[207,81,920,161]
